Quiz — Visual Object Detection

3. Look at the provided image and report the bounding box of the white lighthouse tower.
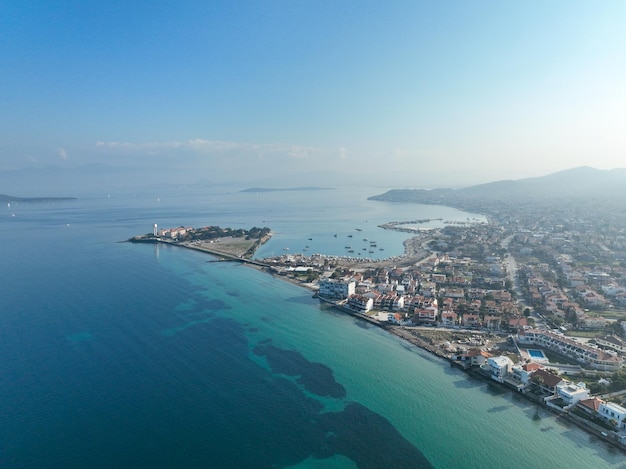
[153,223,158,237]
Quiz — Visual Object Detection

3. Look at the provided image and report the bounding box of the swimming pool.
[527,349,549,362]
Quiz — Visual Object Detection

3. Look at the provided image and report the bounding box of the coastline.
[250,246,626,453]
[128,231,626,452]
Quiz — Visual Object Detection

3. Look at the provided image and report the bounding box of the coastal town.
[133,188,626,452]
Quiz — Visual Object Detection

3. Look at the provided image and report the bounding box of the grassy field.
[565,330,603,339]
[187,237,261,258]
[586,310,626,320]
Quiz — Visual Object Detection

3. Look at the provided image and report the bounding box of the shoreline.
[317,298,625,451]
[129,231,626,452]
[250,254,626,453]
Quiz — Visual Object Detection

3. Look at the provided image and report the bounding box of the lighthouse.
[153,223,158,236]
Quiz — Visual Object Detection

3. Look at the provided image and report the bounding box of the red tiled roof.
[578,397,603,412]
[531,369,562,388]
[522,362,542,372]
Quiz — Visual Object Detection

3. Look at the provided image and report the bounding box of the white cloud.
[56,148,68,160]
[92,139,352,183]
[95,139,345,163]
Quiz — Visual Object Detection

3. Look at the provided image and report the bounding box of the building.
[598,402,626,430]
[346,295,373,313]
[529,369,563,396]
[556,382,590,405]
[462,314,481,328]
[319,278,356,299]
[483,315,502,330]
[596,335,626,354]
[576,397,604,417]
[465,348,492,367]
[511,362,543,386]
[487,356,514,383]
[517,329,623,371]
[440,311,458,327]
[412,308,437,325]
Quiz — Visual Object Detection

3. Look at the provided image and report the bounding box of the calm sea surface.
[0,186,622,468]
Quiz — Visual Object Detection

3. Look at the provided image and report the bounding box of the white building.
[511,362,543,385]
[346,295,374,313]
[596,335,626,354]
[598,402,626,430]
[440,311,458,327]
[517,329,623,371]
[556,382,590,406]
[487,356,514,383]
[318,278,356,299]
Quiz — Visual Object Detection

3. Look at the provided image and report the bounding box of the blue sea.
[1,186,623,468]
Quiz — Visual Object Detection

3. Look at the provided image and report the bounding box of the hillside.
[368,166,626,216]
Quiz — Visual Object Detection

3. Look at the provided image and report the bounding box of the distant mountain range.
[368,167,626,206]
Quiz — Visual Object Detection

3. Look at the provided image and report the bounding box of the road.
[501,234,547,329]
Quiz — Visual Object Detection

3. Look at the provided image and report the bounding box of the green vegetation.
[177,226,270,242]
[540,349,581,366]
[565,330,603,339]
[589,369,626,394]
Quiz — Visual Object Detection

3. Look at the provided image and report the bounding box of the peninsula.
[129,224,272,260]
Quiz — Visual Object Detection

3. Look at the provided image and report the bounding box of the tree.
[524,308,531,318]
[531,373,544,389]
[565,310,579,328]
[606,319,625,339]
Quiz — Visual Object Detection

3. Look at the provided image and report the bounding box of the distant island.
[240,187,332,193]
[0,193,77,203]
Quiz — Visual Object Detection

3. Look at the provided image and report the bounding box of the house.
[431,273,446,284]
[511,362,543,386]
[529,369,563,396]
[556,382,590,405]
[598,402,626,430]
[443,288,464,299]
[487,356,514,383]
[440,311,458,327]
[385,312,405,324]
[462,314,481,328]
[465,348,492,367]
[483,315,501,330]
[508,317,528,332]
[467,300,482,313]
[412,308,437,325]
[346,295,373,313]
[576,397,604,416]
[375,294,398,311]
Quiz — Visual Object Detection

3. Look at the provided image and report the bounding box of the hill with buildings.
[368,167,626,217]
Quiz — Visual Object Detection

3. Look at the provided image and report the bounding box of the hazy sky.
[2,1,625,186]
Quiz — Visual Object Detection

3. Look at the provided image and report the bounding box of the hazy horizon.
[2,2,625,191]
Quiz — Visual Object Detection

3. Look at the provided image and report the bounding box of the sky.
[1,1,625,188]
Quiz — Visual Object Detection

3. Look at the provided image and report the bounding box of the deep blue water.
[0,187,622,468]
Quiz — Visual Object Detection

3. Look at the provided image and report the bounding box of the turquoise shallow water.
[0,187,622,468]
